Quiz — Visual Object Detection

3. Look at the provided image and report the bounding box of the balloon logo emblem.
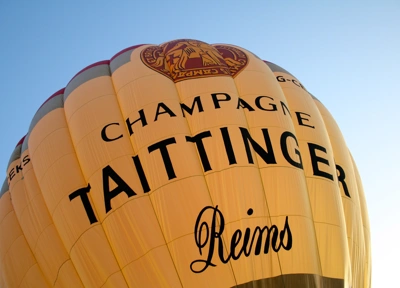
[141,39,248,82]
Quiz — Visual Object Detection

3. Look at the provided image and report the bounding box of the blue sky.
[0,0,399,286]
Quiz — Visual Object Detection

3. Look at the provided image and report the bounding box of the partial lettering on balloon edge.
[190,205,292,273]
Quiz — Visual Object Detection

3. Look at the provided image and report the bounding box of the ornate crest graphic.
[141,39,248,82]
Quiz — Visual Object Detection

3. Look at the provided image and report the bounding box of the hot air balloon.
[0,39,370,288]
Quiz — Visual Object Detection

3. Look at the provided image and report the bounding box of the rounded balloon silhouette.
[1,39,370,288]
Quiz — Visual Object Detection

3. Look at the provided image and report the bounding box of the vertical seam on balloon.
[108,55,185,287]
[227,48,286,286]
[30,140,87,286]
[5,147,52,287]
[61,80,131,288]
[347,150,368,287]
[18,179,59,251]
[284,87,324,279]
[328,104,367,287]
[30,220,83,287]
[170,50,243,285]
[350,153,371,287]
[310,94,350,281]
[110,47,187,288]
[175,93,240,286]
[24,112,88,288]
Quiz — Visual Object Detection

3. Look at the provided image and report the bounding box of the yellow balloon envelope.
[1,39,370,288]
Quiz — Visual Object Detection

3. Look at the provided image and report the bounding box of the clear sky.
[0,0,398,286]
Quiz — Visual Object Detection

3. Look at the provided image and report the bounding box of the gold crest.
[141,39,248,82]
